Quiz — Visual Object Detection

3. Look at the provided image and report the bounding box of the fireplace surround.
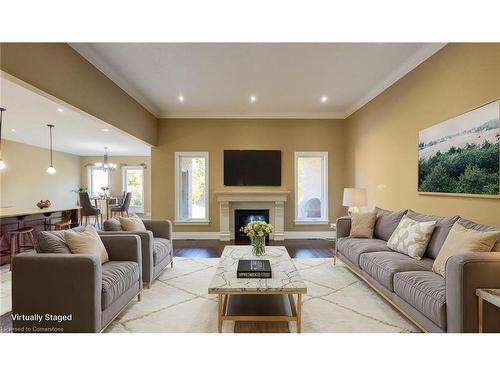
[215,191,289,241]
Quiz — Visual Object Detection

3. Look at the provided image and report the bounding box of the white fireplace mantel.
[215,191,290,241]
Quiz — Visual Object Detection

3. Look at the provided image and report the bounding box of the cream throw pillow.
[64,226,109,264]
[349,212,377,238]
[432,222,500,277]
[387,215,436,260]
[119,214,146,231]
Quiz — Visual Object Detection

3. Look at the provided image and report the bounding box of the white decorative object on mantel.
[215,191,290,241]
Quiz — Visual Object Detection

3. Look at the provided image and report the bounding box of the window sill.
[174,220,210,225]
[294,220,330,225]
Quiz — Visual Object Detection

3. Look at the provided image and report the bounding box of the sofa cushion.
[432,222,500,277]
[406,210,459,259]
[101,261,140,310]
[153,238,172,265]
[119,215,147,231]
[458,218,500,252]
[36,226,86,254]
[393,271,446,330]
[336,237,391,267]
[65,226,109,264]
[103,218,123,231]
[349,212,377,238]
[387,215,436,260]
[359,251,434,291]
[373,207,407,241]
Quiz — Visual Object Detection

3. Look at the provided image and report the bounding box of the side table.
[475,289,500,333]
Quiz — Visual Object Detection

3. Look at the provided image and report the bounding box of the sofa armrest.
[12,253,101,333]
[100,232,151,281]
[336,216,351,240]
[445,252,500,333]
[142,219,172,240]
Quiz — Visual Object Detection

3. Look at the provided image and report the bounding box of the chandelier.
[95,147,117,171]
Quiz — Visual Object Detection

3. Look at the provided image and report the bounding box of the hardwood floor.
[174,239,335,258]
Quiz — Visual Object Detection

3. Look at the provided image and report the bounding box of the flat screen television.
[224,150,281,186]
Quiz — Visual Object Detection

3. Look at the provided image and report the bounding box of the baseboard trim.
[284,231,335,239]
[173,232,220,240]
[173,231,335,240]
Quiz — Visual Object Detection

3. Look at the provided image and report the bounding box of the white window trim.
[174,152,210,224]
[87,165,110,198]
[294,151,329,225]
[122,165,145,213]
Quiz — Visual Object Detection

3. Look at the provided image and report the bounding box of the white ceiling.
[0,77,151,156]
[71,43,446,119]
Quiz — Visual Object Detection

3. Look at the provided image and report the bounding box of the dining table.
[92,196,122,220]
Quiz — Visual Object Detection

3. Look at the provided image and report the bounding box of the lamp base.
[347,206,360,216]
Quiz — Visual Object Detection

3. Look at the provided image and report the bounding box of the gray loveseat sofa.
[335,208,500,333]
[12,230,142,333]
[103,218,173,288]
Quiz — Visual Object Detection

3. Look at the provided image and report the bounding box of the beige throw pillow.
[387,215,436,260]
[119,214,146,231]
[64,226,109,264]
[349,212,377,238]
[432,222,500,277]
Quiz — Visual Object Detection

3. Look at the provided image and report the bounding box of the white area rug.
[106,257,419,333]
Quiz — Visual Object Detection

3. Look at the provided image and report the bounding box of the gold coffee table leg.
[297,293,302,333]
[217,293,223,333]
[478,296,483,333]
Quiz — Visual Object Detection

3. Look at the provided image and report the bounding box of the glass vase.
[251,236,266,256]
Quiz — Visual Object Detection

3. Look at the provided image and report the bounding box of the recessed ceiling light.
[178,95,185,102]
[102,128,110,132]
[57,108,64,112]
[321,96,328,103]
[11,128,16,132]
[250,96,257,103]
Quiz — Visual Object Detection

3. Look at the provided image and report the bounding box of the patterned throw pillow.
[387,215,436,260]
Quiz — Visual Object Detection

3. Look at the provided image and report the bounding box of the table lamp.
[342,188,367,216]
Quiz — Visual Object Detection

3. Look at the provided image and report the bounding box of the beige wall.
[0,43,158,146]
[80,156,152,214]
[345,43,500,226]
[0,140,81,209]
[152,119,346,232]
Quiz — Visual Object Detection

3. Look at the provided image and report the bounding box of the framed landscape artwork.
[418,100,500,197]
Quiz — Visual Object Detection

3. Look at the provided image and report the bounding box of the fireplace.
[234,209,270,242]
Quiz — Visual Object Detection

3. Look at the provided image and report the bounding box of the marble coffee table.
[208,245,307,333]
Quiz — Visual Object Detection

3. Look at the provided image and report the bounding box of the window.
[175,152,209,223]
[87,166,109,198]
[294,152,328,224]
[122,166,145,213]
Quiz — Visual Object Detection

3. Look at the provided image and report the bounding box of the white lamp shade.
[343,188,367,207]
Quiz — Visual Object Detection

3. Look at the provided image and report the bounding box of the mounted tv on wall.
[224,150,281,186]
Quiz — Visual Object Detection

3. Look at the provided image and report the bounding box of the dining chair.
[48,210,73,230]
[110,192,132,217]
[79,192,103,228]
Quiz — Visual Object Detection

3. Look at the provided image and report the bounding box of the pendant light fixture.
[94,147,117,171]
[46,124,56,175]
[0,107,6,170]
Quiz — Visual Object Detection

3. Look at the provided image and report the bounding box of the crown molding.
[69,43,161,118]
[158,111,346,119]
[343,43,447,118]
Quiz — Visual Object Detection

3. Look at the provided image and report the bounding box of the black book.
[237,260,272,279]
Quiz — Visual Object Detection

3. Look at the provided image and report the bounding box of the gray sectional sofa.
[335,208,500,333]
[102,218,173,288]
[12,232,142,333]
